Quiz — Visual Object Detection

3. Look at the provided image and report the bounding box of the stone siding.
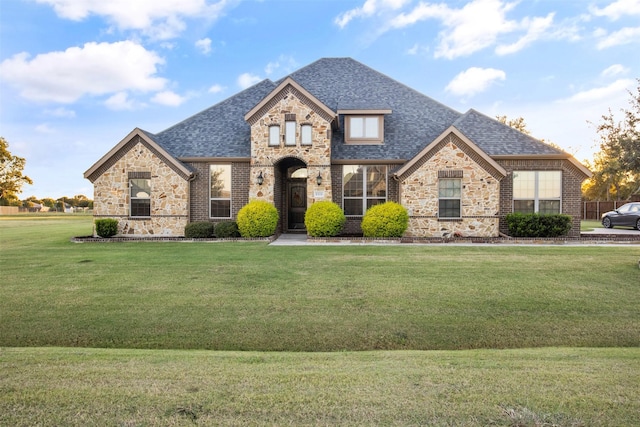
[93,139,189,236]
[249,86,333,209]
[399,136,501,237]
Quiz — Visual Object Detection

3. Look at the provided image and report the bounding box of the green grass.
[1,347,639,426]
[1,215,639,351]
[1,215,639,425]
[581,219,603,231]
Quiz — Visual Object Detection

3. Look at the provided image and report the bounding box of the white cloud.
[387,0,559,59]
[44,107,76,118]
[35,123,56,134]
[105,92,136,110]
[264,55,298,76]
[406,43,429,55]
[557,78,635,104]
[335,0,409,28]
[495,13,555,55]
[35,0,232,40]
[195,38,212,55]
[237,72,262,89]
[445,67,506,97]
[601,64,629,78]
[596,26,640,49]
[0,41,167,103]
[208,84,225,94]
[590,0,640,20]
[151,90,187,106]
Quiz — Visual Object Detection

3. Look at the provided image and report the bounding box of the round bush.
[184,221,215,238]
[95,218,118,238]
[304,201,346,237]
[214,221,240,238]
[237,200,279,237]
[361,202,408,238]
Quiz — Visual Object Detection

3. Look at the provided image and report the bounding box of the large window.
[439,178,461,218]
[130,178,151,217]
[343,165,387,215]
[513,171,561,214]
[345,116,383,143]
[210,165,231,218]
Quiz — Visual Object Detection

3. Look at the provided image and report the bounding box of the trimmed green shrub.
[361,202,409,238]
[184,221,215,238]
[506,213,572,237]
[94,218,118,238]
[305,201,346,237]
[237,200,279,237]
[214,221,240,238]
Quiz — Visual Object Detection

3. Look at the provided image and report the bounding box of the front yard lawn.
[1,215,639,425]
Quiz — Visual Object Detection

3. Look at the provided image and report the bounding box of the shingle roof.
[154,80,277,158]
[452,109,564,156]
[282,58,462,160]
[152,57,564,161]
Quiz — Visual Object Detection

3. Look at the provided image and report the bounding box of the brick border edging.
[71,236,276,243]
[71,234,640,245]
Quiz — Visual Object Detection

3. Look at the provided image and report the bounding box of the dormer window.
[349,116,379,139]
[339,109,391,145]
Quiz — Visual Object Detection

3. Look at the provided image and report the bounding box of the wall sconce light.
[316,171,322,186]
[257,171,264,185]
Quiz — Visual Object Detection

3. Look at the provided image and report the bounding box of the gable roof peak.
[244,76,337,125]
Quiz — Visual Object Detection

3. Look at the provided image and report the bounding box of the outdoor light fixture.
[316,171,322,186]
[257,171,264,185]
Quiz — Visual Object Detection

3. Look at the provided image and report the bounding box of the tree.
[496,115,531,135]
[496,115,573,153]
[0,137,33,204]
[587,79,640,200]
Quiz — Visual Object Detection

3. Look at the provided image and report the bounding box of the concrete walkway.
[269,233,309,246]
[582,227,640,235]
[270,230,640,246]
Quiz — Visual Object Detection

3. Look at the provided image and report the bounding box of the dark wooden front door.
[287,181,307,230]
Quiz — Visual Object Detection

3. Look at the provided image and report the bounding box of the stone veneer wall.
[248,86,333,209]
[496,159,586,238]
[92,140,189,236]
[399,136,501,238]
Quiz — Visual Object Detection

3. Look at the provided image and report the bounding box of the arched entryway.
[275,157,308,233]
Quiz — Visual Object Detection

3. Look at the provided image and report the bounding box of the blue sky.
[1,0,639,199]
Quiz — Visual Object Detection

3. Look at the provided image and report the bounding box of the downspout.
[187,172,197,225]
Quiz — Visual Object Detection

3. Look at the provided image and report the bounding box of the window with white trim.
[269,125,280,146]
[438,178,461,218]
[210,164,231,218]
[301,124,312,145]
[513,171,561,214]
[342,165,387,215]
[130,178,151,217]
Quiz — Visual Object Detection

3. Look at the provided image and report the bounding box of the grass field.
[1,214,639,425]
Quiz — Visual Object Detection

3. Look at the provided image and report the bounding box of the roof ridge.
[455,108,566,156]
